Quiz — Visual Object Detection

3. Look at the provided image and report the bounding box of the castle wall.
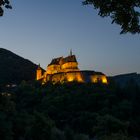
[45,72,107,84]
[37,70,108,84]
[66,72,84,82]
[51,73,65,83]
[49,71,84,84]
[90,75,108,84]
[61,62,78,72]
[47,64,61,74]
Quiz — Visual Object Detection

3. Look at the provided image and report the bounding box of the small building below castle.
[36,51,108,84]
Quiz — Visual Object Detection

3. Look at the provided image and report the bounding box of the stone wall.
[42,71,108,84]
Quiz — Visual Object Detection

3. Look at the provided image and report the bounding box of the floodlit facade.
[36,51,108,84]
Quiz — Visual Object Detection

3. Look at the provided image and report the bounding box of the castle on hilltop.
[36,51,108,84]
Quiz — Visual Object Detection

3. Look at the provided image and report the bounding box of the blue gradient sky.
[0,0,140,76]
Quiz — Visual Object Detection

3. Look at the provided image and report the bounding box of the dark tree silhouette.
[0,0,12,16]
[0,0,140,34]
[83,0,140,34]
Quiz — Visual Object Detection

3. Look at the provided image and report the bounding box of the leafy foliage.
[0,0,12,16]
[0,81,140,139]
[1,0,140,34]
[83,0,140,34]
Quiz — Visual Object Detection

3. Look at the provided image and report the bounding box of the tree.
[26,112,54,140]
[0,0,12,16]
[97,133,133,140]
[1,0,140,34]
[83,0,140,34]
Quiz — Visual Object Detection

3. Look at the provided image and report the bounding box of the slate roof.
[48,55,77,66]
[48,57,63,66]
[63,55,77,63]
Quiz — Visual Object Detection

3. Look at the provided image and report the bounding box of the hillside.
[111,73,140,87]
[0,48,43,85]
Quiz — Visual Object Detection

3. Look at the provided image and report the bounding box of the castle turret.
[36,64,42,80]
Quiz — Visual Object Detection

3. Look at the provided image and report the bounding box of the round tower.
[36,64,42,80]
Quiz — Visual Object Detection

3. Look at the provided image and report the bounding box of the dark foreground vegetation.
[0,81,140,140]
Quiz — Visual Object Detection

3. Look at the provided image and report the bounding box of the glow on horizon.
[0,0,140,76]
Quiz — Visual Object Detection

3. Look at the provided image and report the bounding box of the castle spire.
[70,49,72,56]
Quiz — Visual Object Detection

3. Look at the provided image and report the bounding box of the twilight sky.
[0,0,140,76]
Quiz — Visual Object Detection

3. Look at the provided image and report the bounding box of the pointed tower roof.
[70,49,72,56]
[37,64,41,70]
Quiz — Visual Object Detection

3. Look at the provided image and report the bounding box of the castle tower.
[36,64,42,80]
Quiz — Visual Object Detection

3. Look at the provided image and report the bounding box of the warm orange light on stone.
[102,76,108,84]
[61,62,78,72]
[90,75,108,84]
[67,76,74,82]
[36,64,42,80]
[76,74,84,82]
[90,75,98,83]
[47,64,61,74]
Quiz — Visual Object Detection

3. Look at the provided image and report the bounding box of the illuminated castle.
[36,51,108,84]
